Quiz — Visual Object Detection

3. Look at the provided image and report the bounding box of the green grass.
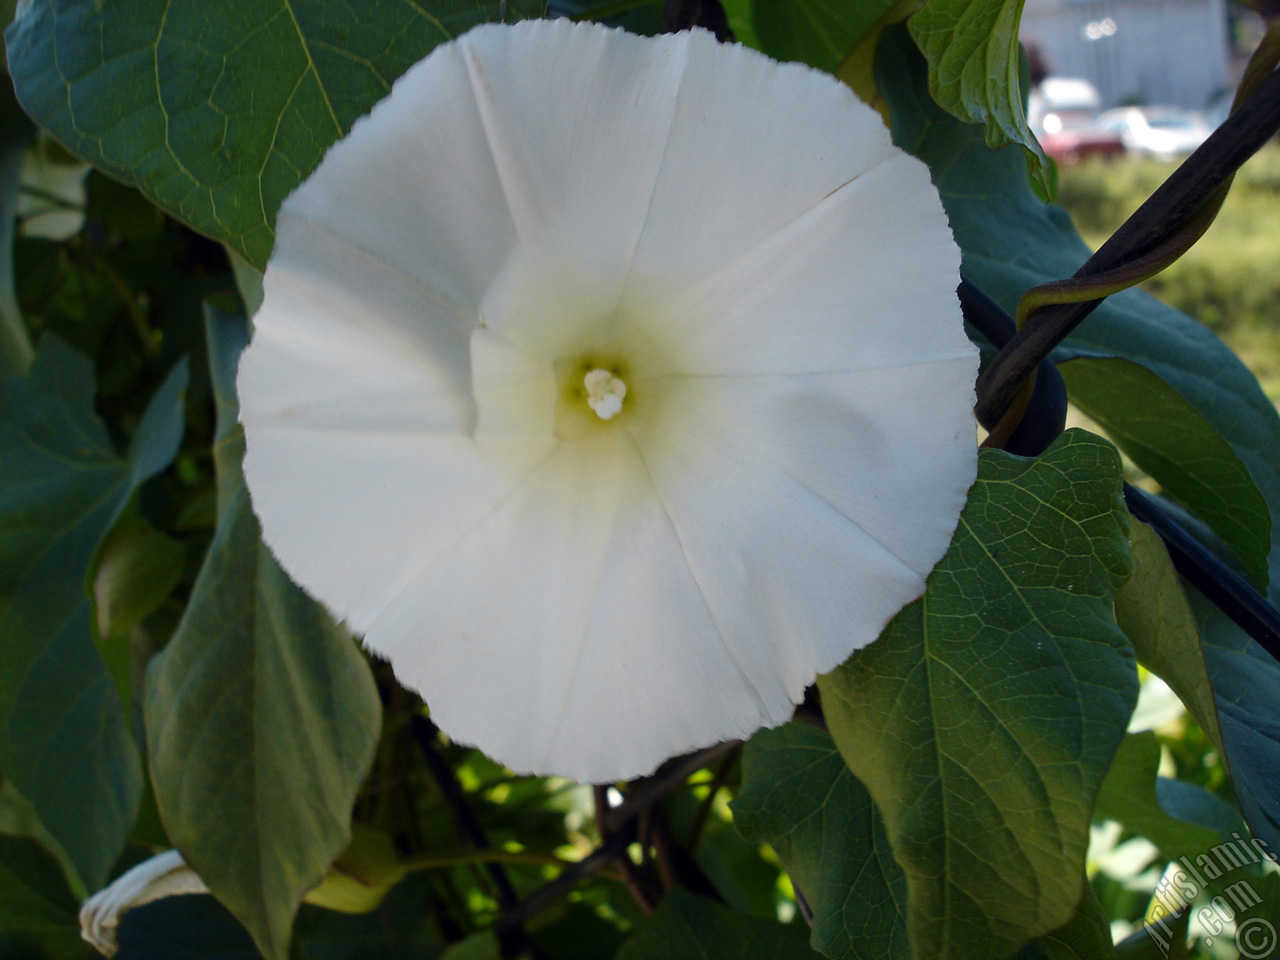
[1056,146,1280,397]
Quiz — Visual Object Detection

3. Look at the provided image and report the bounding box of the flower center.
[584,368,626,420]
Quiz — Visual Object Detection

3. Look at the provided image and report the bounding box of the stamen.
[584,368,626,420]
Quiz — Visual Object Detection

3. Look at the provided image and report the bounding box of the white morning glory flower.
[238,19,978,783]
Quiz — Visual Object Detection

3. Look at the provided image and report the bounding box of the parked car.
[1028,77,1126,164]
[1097,107,1212,159]
[1030,109,1126,163]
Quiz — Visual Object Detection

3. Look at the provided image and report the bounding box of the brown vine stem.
[410,716,549,959]
[594,785,662,914]
[495,740,742,932]
[686,747,740,853]
[975,49,1280,429]
[605,739,744,830]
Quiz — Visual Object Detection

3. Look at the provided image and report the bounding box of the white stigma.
[584,368,626,420]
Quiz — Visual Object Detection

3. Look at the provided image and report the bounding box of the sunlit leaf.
[751,0,896,72]
[1094,732,1245,870]
[907,0,1050,195]
[1114,521,1223,751]
[819,430,1136,960]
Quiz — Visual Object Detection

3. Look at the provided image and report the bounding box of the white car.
[1097,107,1212,159]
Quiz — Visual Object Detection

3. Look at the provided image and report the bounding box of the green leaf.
[614,888,817,960]
[818,430,1137,960]
[907,0,1049,196]
[0,337,186,891]
[1094,732,1243,871]
[751,0,896,72]
[0,835,92,960]
[875,28,1280,867]
[1062,358,1270,589]
[441,931,500,960]
[1186,588,1280,854]
[875,27,1280,596]
[116,875,446,959]
[303,826,408,916]
[1011,884,1114,960]
[1113,521,1223,752]
[733,722,909,960]
[144,307,381,960]
[1113,909,1188,960]
[93,513,186,642]
[0,99,34,379]
[4,0,539,269]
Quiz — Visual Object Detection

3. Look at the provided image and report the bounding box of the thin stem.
[401,847,623,881]
[497,822,639,931]
[794,884,815,926]
[606,739,743,830]
[410,716,520,910]
[686,747,739,853]
[648,803,724,902]
[594,785,661,914]
[0,137,33,379]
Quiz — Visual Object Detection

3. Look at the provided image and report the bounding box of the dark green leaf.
[1187,588,1280,854]
[818,430,1137,960]
[875,27,1280,594]
[117,875,447,960]
[0,835,92,960]
[733,722,909,960]
[1113,521,1223,752]
[614,888,817,960]
[144,308,381,960]
[5,0,539,269]
[1062,358,1269,588]
[1113,909,1188,960]
[907,0,1049,196]
[117,896,263,960]
[0,338,186,891]
[440,932,499,960]
[751,0,895,72]
[530,902,628,960]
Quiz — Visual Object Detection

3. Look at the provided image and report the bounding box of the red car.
[1033,109,1126,163]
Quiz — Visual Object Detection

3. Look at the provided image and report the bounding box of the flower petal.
[627,374,967,700]
[456,20,695,360]
[276,39,515,312]
[364,434,769,783]
[622,31,899,291]
[629,154,970,377]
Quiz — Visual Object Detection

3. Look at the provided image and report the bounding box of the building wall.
[1021,0,1229,109]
